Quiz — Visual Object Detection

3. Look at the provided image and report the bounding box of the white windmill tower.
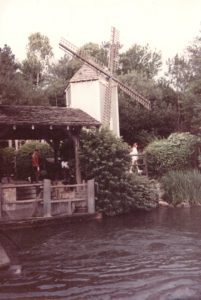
[60,27,150,136]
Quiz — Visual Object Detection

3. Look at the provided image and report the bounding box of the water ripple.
[1,208,201,299]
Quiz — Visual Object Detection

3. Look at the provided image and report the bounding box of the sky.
[0,0,201,71]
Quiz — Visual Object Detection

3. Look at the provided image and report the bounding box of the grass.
[161,169,201,206]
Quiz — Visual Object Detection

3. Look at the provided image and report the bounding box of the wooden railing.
[130,153,148,176]
[0,179,95,221]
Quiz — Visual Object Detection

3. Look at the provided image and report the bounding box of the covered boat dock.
[0,105,100,224]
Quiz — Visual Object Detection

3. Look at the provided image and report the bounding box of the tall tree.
[46,54,81,106]
[118,71,178,145]
[0,45,31,104]
[119,44,162,79]
[116,44,179,144]
[80,42,109,66]
[22,32,53,86]
[166,54,192,92]
[166,28,201,133]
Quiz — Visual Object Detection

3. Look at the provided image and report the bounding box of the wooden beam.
[72,134,81,184]
[0,184,2,218]
[43,179,51,217]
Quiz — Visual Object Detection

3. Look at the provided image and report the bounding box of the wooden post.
[87,179,95,213]
[43,179,51,217]
[67,201,72,215]
[0,184,2,218]
[0,243,10,269]
[53,139,60,181]
[144,153,149,177]
[73,135,81,184]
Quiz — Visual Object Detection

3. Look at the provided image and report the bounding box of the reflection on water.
[1,207,201,299]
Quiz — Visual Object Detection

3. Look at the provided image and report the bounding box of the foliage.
[22,32,53,86]
[80,128,158,215]
[16,141,53,180]
[166,54,192,92]
[119,44,162,78]
[80,42,109,66]
[0,45,25,104]
[161,169,201,205]
[0,147,15,178]
[144,132,200,178]
[165,29,201,133]
[119,73,178,145]
[0,44,49,105]
[46,55,81,106]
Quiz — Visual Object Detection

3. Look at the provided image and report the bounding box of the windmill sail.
[59,37,151,110]
[102,27,120,125]
[103,78,113,125]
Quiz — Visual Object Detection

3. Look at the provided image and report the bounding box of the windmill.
[59,27,151,135]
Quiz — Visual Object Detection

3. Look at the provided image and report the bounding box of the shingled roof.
[0,105,100,140]
[69,64,104,83]
[0,105,100,126]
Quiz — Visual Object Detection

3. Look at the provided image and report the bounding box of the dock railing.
[131,153,148,176]
[0,179,95,221]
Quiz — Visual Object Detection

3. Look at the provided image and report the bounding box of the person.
[31,149,40,182]
[61,160,69,183]
[130,143,142,174]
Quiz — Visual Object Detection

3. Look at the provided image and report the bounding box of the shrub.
[16,141,53,180]
[80,128,158,216]
[161,169,201,206]
[0,147,15,178]
[144,132,199,178]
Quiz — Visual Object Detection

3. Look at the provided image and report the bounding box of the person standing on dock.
[130,143,142,174]
[31,149,40,183]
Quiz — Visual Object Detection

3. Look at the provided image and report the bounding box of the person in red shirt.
[31,149,40,182]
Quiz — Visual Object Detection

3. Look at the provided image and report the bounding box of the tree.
[166,54,192,92]
[119,44,162,79]
[80,128,158,216]
[118,70,178,145]
[46,54,81,106]
[80,42,109,66]
[0,45,31,104]
[165,28,201,133]
[115,43,178,145]
[22,32,53,86]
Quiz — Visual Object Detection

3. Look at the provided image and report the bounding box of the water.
[1,207,201,300]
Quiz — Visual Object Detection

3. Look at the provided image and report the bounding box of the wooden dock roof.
[0,105,100,139]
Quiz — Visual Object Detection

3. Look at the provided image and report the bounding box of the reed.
[161,169,201,205]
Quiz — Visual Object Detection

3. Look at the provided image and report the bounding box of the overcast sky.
[0,0,201,69]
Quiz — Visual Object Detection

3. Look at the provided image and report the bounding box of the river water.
[1,207,201,300]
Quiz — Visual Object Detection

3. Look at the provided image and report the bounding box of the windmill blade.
[103,78,113,126]
[103,27,120,127]
[114,78,151,110]
[108,26,120,74]
[59,37,151,110]
[59,38,109,76]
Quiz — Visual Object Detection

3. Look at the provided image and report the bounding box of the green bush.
[80,128,158,216]
[16,141,53,180]
[161,169,201,205]
[0,147,15,178]
[144,132,199,178]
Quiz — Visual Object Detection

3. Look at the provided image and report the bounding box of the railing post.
[144,153,149,177]
[43,179,51,217]
[0,184,2,219]
[87,179,95,213]
[0,242,11,269]
[68,201,72,215]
